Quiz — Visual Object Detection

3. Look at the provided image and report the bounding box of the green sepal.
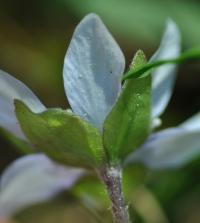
[15,100,105,168]
[103,50,151,165]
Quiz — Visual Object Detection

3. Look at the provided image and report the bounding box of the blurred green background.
[0,0,200,222]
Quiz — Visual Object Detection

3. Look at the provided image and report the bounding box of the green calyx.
[103,50,152,165]
[15,100,105,168]
[15,50,153,168]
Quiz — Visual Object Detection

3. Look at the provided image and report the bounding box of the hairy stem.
[98,166,131,223]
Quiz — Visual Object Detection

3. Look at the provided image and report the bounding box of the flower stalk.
[99,166,131,223]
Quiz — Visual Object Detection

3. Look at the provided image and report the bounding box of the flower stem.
[98,166,131,223]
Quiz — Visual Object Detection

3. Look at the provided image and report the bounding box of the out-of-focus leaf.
[15,101,105,168]
[66,0,200,47]
[103,50,151,164]
[15,196,100,223]
[73,176,110,210]
[130,186,169,223]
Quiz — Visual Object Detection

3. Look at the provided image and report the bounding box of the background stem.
[99,166,131,223]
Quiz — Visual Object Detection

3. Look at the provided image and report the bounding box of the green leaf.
[122,47,200,80]
[15,101,105,168]
[103,50,151,165]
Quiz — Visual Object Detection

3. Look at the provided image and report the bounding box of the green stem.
[122,48,200,80]
[98,166,131,223]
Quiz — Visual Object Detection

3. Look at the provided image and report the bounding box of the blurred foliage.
[65,0,200,48]
[15,193,104,223]
[0,0,200,222]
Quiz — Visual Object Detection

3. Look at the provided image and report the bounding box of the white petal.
[127,127,200,169]
[151,19,181,118]
[0,70,46,140]
[179,112,200,131]
[0,154,84,217]
[63,13,125,130]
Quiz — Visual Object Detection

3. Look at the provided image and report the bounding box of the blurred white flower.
[129,112,200,169]
[0,14,180,139]
[0,154,83,217]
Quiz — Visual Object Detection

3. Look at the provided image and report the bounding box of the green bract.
[15,100,105,168]
[103,50,151,164]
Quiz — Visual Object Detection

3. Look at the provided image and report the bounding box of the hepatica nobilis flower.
[0,13,200,218]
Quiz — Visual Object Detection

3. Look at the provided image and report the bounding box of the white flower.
[0,13,199,217]
[129,111,200,169]
[0,15,180,140]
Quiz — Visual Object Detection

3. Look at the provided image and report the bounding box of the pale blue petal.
[127,127,200,169]
[63,14,125,130]
[0,154,84,217]
[151,19,181,118]
[179,112,200,131]
[0,70,46,140]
